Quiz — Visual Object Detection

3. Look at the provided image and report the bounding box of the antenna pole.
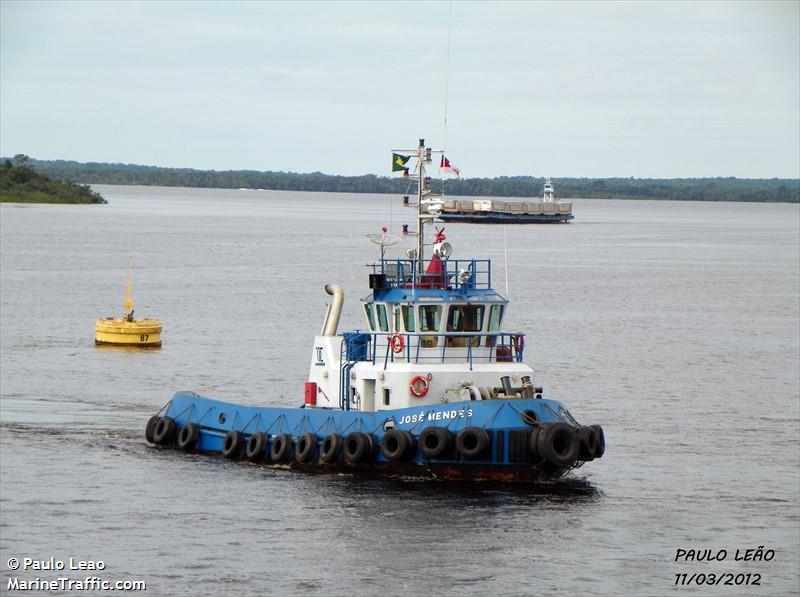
[442,0,453,151]
[416,138,426,264]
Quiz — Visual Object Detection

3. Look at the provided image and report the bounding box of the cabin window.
[364,304,376,331]
[446,305,484,347]
[485,304,504,347]
[375,304,389,332]
[382,388,391,406]
[419,305,441,332]
[401,305,415,332]
[419,305,442,348]
[447,305,485,332]
[488,304,504,332]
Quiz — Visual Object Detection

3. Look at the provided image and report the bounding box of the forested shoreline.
[0,157,107,204]
[10,157,800,203]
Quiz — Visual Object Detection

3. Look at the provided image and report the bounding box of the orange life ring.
[389,333,405,353]
[409,375,429,397]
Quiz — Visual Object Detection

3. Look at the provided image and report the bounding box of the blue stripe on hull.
[150,392,590,480]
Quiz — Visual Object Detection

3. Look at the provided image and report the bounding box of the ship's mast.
[415,138,428,262]
[392,138,443,266]
[392,138,442,264]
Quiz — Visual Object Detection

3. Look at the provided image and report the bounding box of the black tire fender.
[270,433,293,462]
[295,432,318,464]
[222,430,243,460]
[319,433,342,463]
[577,426,597,461]
[528,427,542,461]
[418,427,453,459]
[153,416,176,446]
[456,427,490,459]
[145,415,160,444]
[380,429,416,460]
[590,424,605,459]
[343,432,375,463]
[245,431,268,462]
[177,423,200,452]
[536,423,579,468]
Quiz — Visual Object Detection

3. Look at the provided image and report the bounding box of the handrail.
[340,331,525,367]
[373,258,492,290]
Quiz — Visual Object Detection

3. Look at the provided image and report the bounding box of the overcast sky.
[1,1,798,178]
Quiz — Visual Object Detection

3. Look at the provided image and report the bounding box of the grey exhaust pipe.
[320,284,344,336]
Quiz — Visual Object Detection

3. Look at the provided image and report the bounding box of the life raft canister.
[389,333,405,354]
[409,374,430,397]
[495,345,513,362]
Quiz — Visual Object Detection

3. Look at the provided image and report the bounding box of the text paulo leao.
[21,558,106,571]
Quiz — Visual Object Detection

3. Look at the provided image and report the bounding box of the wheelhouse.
[356,258,523,365]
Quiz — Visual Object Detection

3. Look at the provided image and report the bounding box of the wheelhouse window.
[401,305,415,332]
[488,304,504,332]
[419,305,442,332]
[419,305,442,348]
[363,304,376,331]
[485,304,504,347]
[446,304,484,347]
[446,305,485,332]
[375,304,389,332]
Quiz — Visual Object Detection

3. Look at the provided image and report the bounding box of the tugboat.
[95,259,162,347]
[542,176,556,202]
[144,139,603,481]
[438,176,574,224]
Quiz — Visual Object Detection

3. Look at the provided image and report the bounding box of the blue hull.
[146,392,604,481]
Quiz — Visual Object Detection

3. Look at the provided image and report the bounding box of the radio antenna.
[442,0,453,151]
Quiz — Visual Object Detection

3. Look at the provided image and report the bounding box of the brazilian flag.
[392,153,410,172]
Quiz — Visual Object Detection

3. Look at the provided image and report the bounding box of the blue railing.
[373,259,492,291]
[340,331,525,369]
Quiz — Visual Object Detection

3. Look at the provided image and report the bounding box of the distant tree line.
[0,156,107,204]
[9,157,799,203]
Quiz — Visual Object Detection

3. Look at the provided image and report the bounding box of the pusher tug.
[145,139,604,481]
[437,177,574,224]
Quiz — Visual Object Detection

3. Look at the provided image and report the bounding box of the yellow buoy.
[95,259,162,347]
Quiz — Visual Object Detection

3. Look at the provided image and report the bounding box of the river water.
[1,186,798,596]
